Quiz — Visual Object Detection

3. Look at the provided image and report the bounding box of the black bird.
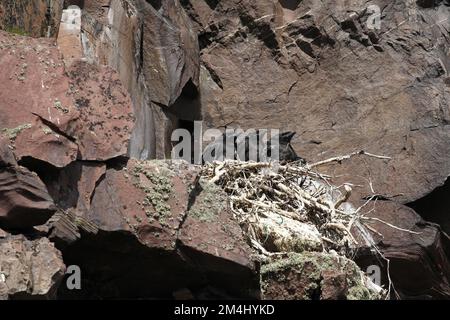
[272,131,306,164]
[203,130,306,164]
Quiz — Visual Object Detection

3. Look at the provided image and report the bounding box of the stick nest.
[200,154,395,298]
[201,160,366,257]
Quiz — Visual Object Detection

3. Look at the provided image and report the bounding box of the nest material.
[201,159,391,298]
[201,161,360,255]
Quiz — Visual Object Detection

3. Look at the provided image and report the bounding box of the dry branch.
[307,150,391,169]
[200,156,395,299]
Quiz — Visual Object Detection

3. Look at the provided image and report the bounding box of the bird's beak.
[282,131,296,142]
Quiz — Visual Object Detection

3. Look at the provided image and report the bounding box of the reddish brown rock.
[14,119,79,168]
[0,31,79,168]
[139,0,200,107]
[0,165,56,229]
[0,233,66,300]
[0,30,134,167]
[74,162,106,214]
[34,160,107,213]
[0,0,448,301]
[54,160,258,298]
[178,181,256,296]
[177,0,450,299]
[353,201,450,299]
[182,0,450,205]
[65,61,135,161]
[80,0,200,159]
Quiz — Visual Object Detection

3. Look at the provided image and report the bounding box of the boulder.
[55,160,258,299]
[353,201,450,299]
[0,164,56,229]
[178,180,257,297]
[0,30,134,167]
[0,232,66,300]
[64,61,135,161]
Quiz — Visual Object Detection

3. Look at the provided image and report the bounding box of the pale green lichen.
[260,252,379,300]
[1,123,32,140]
[54,98,69,113]
[343,259,376,300]
[42,126,53,135]
[5,26,28,36]
[189,180,226,223]
[347,285,373,300]
[132,162,174,226]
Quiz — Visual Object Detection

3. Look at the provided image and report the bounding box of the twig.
[308,150,391,169]
[362,217,422,235]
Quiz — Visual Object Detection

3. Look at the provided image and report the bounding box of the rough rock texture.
[354,201,450,299]
[0,165,56,229]
[183,0,450,205]
[53,160,257,299]
[0,0,449,300]
[80,0,200,159]
[0,138,16,167]
[0,141,56,229]
[0,31,134,167]
[178,0,450,299]
[178,181,256,295]
[0,232,66,299]
[261,252,379,300]
[0,0,63,37]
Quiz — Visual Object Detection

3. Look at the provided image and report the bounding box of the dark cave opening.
[178,119,195,135]
[407,177,450,234]
[416,0,445,8]
[166,79,202,162]
[279,0,302,11]
[146,0,162,11]
[18,157,81,210]
[205,0,220,10]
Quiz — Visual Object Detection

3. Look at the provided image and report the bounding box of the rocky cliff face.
[0,0,63,37]
[0,0,449,300]
[80,0,200,159]
[81,0,450,201]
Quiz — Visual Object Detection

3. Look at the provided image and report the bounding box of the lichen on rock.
[1,123,32,140]
[131,160,175,225]
[261,252,380,300]
[189,179,226,223]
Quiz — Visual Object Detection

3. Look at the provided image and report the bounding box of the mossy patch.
[131,161,174,226]
[42,126,53,135]
[260,252,379,300]
[1,123,32,140]
[5,26,28,36]
[343,259,376,300]
[346,285,373,300]
[189,180,226,223]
